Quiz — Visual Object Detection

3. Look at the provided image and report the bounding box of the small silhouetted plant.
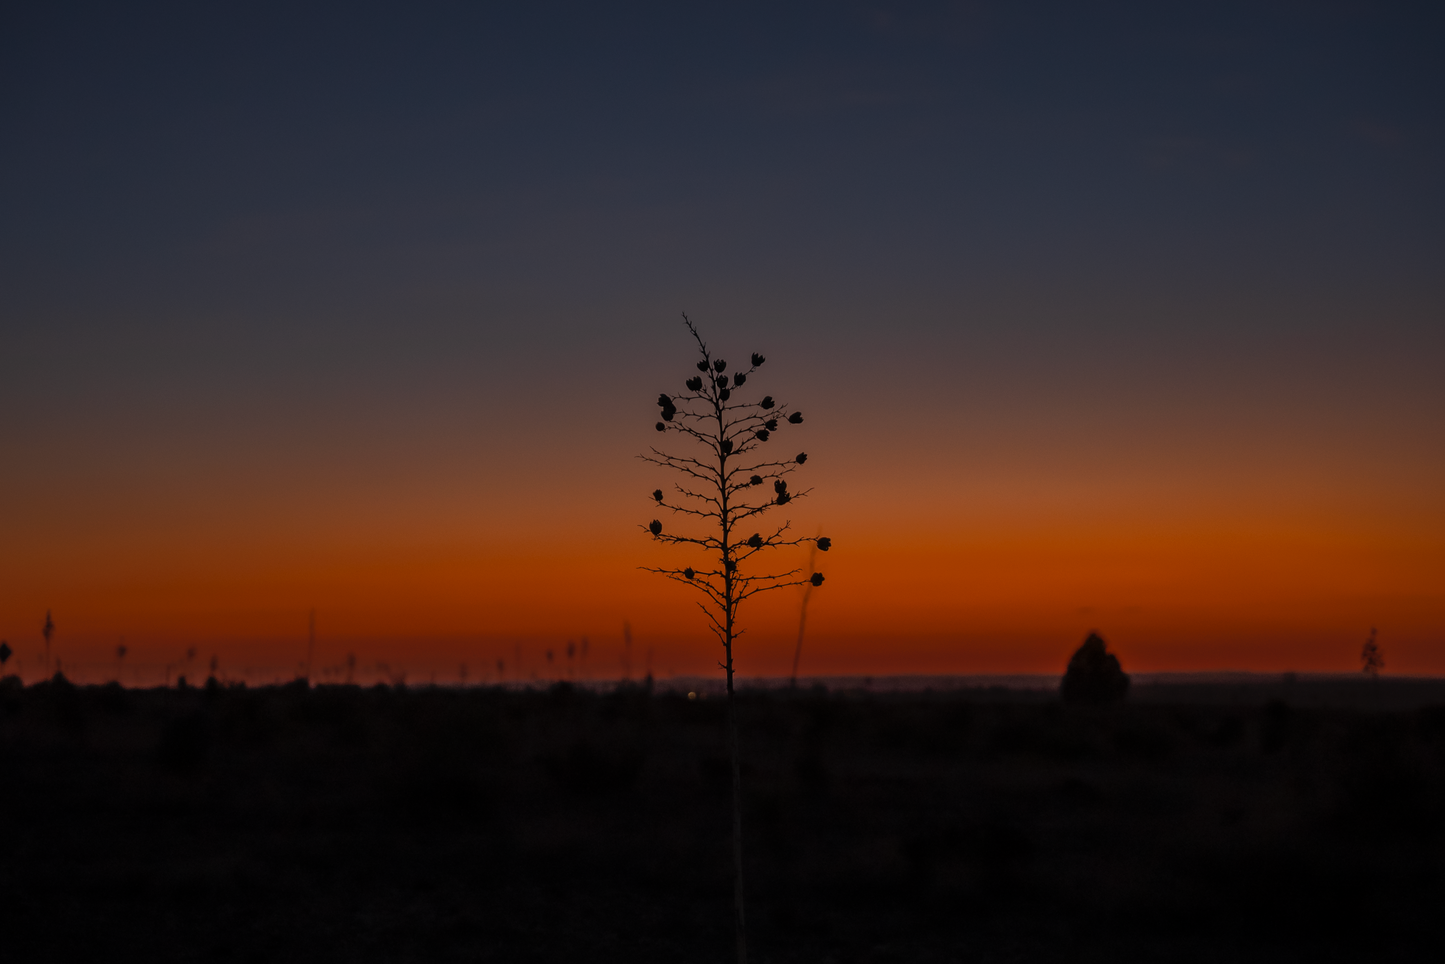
[640,314,832,964]
[622,621,633,680]
[42,611,54,677]
[789,538,822,689]
[1361,627,1384,678]
[1061,632,1130,703]
[305,609,316,682]
[0,640,12,674]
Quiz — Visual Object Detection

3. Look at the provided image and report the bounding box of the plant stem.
[726,633,747,964]
[719,375,747,964]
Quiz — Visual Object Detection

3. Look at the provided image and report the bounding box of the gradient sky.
[3,2,1442,682]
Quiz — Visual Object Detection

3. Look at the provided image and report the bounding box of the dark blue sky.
[5,0,1441,455]
[6,1,1440,322]
[6,1,1440,447]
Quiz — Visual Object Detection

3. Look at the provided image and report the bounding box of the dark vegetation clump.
[1,679,1443,962]
[1061,632,1130,703]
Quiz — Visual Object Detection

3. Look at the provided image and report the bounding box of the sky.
[2,1,1442,683]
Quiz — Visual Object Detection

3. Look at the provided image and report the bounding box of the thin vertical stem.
[718,365,747,964]
[790,542,818,689]
[727,640,747,964]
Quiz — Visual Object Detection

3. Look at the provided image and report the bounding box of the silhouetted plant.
[1061,632,1130,703]
[43,610,54,677]
[1361,627,1384,678]
[622,621,633,680]
[305,609,316,682]
[640,314,832,964]
[0,640,11,674]
[789,538,821,689]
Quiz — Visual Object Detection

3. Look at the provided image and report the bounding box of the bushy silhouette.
[1362,627,1384,677]
[1061,632,1130,703]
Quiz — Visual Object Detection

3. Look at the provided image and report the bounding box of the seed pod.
[760,396,774,409]
[653,489,664,503]
[686,376,703,391]
[774,479,788,494]
[655,422,665,432]
[749,475,763,486]
[795,452,807,464]
[697,360,710,372]
[810,572,824,587]
[714,359,727,372]
[751,353,765,367]
[776,492,791,505]
[733,372,746,387]
[721,439,734,455]
[765,419,777,430]
[649,520,662,536]
[716,375,729,388]
[747,533,762,548]
[755,429,770,441]
[788,412,803,424]
[657,393,672,407]
[684,568,695,580]
[719,388,731,401]
[817,537,831,551]
[661,409,674,421]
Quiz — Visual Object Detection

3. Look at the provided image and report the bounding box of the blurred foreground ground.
[2,676,1442,962]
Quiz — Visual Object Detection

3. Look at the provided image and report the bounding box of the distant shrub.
[1361,627,1384,677]
[1060,633,1130,704]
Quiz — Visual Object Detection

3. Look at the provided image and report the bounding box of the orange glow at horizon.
[3,463,1440,681]
[3,315,1442,684]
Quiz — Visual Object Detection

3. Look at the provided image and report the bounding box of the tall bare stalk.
[640,315,831,964]
[43,611,54,678]
[789,540,820,689]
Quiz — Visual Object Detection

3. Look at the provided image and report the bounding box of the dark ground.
[2,675,1443,962]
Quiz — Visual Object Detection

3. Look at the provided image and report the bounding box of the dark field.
[3,676,1443,962]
